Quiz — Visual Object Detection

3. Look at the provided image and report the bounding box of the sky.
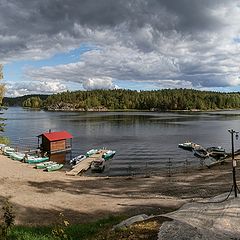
[1,0,240,97]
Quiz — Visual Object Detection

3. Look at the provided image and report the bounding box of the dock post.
[228,129,239,198]
[167,158,172,177]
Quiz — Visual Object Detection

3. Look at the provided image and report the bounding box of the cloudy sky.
[1,0,240,97]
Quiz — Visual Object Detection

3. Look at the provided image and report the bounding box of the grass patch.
[7,215,125,240]
[6,215,164,240]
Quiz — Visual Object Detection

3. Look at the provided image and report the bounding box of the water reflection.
[3,107,240,176]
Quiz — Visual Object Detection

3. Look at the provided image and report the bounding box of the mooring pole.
[229,129,238,198]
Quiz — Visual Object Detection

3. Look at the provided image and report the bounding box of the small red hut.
[38,130,73,154]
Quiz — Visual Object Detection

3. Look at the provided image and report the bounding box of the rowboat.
[86,149,98,157]
[9,152,26,161]
[102,150,116,160]
[26,156,49,164]
[2,146,15,156]
[178,142,200,151]
[91,158,105,172]
[70,155,86,166]
[46,163,64,172]
[35,161,56,169]
[207,146,225,153]
[193,147,209,158]
[0,143,6,150]
[207,146,226,158]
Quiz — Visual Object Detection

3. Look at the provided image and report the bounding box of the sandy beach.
[0,153,238,226]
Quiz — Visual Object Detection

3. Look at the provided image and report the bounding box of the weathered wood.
[66,149,108,176]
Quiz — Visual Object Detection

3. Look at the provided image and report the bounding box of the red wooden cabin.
[38,130,73,154]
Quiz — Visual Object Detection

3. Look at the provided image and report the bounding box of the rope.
[197,185,234,204]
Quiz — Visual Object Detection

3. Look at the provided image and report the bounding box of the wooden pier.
[66,149,108,176]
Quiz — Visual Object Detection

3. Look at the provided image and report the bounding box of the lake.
[2,107,240,176]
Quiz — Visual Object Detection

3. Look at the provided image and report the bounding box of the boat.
[193,147,209,158]
[9,152,26,161]
[206,146,226,158]
[102,150,116,160]
[86,149,98,157]
[35,161,56,169]
[178,142,199,151]
[46,163,64,172]
[26,156,49,164]
[70,155,86,166]
[91,158,105,172]
[2,146,15,156]
[0,143,6,150]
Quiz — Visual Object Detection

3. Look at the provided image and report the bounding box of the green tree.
[22,97,42,108]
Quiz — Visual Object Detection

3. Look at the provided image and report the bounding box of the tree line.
[8,88,240,111]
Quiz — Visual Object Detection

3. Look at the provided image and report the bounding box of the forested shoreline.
[4,89,240,111]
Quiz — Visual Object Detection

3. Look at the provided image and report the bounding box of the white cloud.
[6,81,67,97]
[82,77,116,90]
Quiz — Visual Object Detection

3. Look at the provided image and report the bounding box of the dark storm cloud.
[0,0,225,40]
[1,0,240,93]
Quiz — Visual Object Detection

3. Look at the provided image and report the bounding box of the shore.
[0,153,238,226]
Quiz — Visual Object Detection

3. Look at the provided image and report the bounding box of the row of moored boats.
[0,144,116,173]
[178,142,226,159]
[0,144,63,172]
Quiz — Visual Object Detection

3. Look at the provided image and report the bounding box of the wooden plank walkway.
[66,149,108,176]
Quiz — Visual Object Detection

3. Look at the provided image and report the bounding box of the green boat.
[35,161,55,169]
[9,152,26,161]
[46,163,64,172]
[26,156,49,164]
[86,149,98,157]
[102,150,116,160]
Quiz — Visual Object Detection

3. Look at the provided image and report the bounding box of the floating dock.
[66,149,108,176]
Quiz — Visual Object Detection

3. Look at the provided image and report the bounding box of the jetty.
[66,149,108,176]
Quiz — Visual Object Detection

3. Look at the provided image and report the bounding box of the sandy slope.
[0,153,237,226]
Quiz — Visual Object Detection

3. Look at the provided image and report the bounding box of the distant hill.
[3,94,49,106]
[3,89,240,111]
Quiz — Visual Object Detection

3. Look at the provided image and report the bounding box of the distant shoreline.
[12,106,240,113]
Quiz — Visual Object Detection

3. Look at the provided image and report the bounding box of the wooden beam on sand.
[66,149,108,176]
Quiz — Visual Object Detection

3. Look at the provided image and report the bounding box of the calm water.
[2,107,240,176]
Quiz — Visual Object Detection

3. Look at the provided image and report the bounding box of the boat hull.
[46,164,64,172]
[35,161,55,169]
[103,151,116,160]
[9,152,26,161]
[27,157,49,164]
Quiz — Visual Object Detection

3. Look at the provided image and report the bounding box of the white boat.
[178,142,200,151]
[91,158,105,172]
[86,149,98,157]
[2,146,15,156]
[70,155,86,166]
[0,143,6,150]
